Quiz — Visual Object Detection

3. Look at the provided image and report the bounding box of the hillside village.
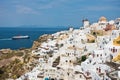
[16,16,120,80]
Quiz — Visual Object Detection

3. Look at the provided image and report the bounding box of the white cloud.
[16,5,39,14]
[86,6,113,11]
[79,6,120,11]
[102,0,119,1]
[38,4,53,9]
[38,0,68,9]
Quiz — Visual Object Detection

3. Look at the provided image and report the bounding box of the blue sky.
[0,0,120,27]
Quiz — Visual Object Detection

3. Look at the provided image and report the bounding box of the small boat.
[12,35,30,40]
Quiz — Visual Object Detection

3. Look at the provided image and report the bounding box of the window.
[66,60,68,62]
[105,53,106,56]
[81,68,83,71]
[112,33,113,35]
[111,48,112,51]
[97,54,99,57]
[113,47,115,53]
[80,75,82,78]
[93,54,95,58]
[87,39,89,42]
[67,73,69,76]
[68,53,69,56]
[116,49,117,52]
[96,68,98,70]
[89,60,91,63]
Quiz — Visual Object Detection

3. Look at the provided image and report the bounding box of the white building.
[82,19,90,28]
[98,16,108,30]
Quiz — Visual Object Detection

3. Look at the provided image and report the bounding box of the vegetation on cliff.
[32,34,53,49]
[0,49,33,79]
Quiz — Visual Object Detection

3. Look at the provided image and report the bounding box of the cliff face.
[32,34,53,49]
[32,41,41,50]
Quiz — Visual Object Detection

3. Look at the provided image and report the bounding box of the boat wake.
[0,38,12,40]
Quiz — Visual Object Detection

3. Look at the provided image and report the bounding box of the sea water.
[0,27,67,50]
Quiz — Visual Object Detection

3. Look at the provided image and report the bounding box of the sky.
[0,0,120,27]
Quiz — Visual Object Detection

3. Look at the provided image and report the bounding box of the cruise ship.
[12,35,30,40]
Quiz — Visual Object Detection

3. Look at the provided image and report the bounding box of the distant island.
[0,25,68,28]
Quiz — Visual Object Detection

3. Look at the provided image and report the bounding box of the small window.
[93,54,95,57]
[113,47,115,53]
[105,53,106,56]
[96,68,98,70]
[116,49,117,52]
[80,75,82,78]
[111,49,112,51]
[89,60,91,63]
[87,39,89,42]
[97,54,99,57]
[66,60,68,62]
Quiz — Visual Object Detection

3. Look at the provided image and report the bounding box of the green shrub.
[81,55,86,61]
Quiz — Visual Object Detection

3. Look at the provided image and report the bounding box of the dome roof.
[99,16,107,22]
[82,19,89,22]
[113,36,120,46]
[112,53,120,62]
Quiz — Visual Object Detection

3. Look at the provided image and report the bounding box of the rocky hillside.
[32,34,53,49]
